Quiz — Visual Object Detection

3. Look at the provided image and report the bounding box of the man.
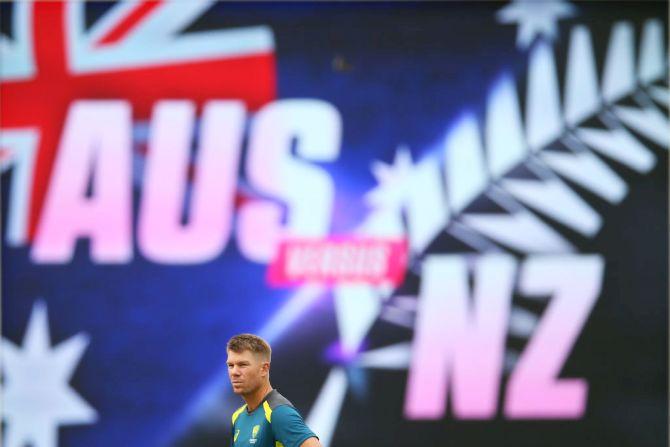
[227,334,322,447]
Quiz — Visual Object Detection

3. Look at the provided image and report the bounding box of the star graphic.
[1,301,97,447]
[364,145,415,212]
[497,0,576,49]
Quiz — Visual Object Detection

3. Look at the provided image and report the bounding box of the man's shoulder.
[265,391,308,428]
[264,389,294,411]
[231,404,247,425]
[264,391,317,444]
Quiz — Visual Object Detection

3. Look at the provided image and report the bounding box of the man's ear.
[262,361,270,375]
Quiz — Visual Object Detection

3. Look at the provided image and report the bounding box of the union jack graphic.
[0,0,276,246]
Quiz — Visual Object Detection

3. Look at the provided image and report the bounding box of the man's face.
[226,349,269,396]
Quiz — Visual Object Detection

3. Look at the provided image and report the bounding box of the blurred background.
[1,1,668,446]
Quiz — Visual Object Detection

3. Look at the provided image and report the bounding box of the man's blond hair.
[227,333,272,361]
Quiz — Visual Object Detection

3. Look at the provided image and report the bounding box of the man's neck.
[244,383,273,412]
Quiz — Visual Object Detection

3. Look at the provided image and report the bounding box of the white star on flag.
[364,145,415,212]
[497,0,576,49]
[1,301,97,447]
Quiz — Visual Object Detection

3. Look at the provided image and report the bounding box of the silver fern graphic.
[307,18,668,446]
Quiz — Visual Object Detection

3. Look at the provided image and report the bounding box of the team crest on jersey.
[249,424,261,444]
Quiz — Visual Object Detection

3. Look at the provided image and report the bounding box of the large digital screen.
[1,2,667,446]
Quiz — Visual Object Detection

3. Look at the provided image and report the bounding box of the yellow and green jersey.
[231,389,317,447]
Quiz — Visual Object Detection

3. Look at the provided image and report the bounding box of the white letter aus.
[138,100,244,263]
[238,99,341,262]
[32,101,132,263]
